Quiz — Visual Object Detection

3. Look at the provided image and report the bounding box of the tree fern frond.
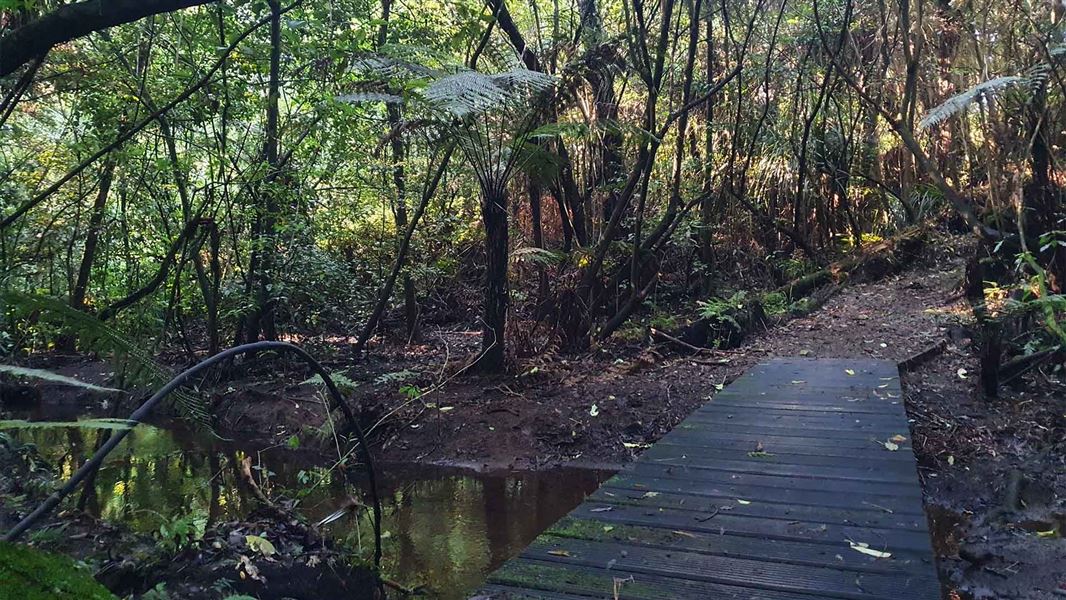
[0,418,136,431]
[335,92,404,104]
[1,291,210,424]
[424,68,556,118]
[423,70,512,117]
[0,365,122,393]
[920,76,1023,129]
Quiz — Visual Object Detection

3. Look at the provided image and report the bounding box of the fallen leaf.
[547,550,572,557]
[747,451,775,458]
[641,492,659,499]
[1036,530,1058,538]
[848,541,892,559]
[672,530,697,538]
[889,434,907,443]
[603,526,615,533]
[957,368,968,379]
[845,369,856,376]
[590,506,614,513]
[884,441,899,451]
[799,349,811,356]
[590,404,600,417]
[736,499,751,505]
[245,535,277,557]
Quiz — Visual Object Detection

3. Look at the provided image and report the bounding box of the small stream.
[10,424,613,599]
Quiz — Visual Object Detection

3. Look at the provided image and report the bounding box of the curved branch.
[1,341,384,569]
[0,0,216,78]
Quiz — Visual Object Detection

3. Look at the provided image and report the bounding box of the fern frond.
[0,365,122,393]
[335,92,404,105]
[0,418,136,431]
[920,76,1023,129]
[424,68,555,118]
[1,291,210,424]
[511,247,567,266]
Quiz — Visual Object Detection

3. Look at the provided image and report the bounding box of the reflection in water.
[12,426,611,599]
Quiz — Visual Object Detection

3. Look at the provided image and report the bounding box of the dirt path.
[370,232,968,469]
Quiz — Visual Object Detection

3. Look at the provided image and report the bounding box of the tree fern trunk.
[476,188,509,373]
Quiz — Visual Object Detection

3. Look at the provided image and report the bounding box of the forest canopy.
[0,0,1063,375]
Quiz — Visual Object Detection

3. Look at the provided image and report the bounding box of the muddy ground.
[3,230,1065,598]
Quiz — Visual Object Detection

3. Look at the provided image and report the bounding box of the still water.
[13,425,613,599]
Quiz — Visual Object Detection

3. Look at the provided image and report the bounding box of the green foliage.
[697,292,748,330]
[0,541,117,600]
[156,513,206,554]
[920,77,1024,129]
[374,369,418,385]
[761,291,789,317]
[302,371,360,392]
[649,312,680,331]
[511,247,567,267]
[140,583,172,600]
[0,418,135,431]
[1,292,209,424]
[0,365,121,393]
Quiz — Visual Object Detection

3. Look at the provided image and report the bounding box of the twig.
[898,339,948,373]
[649,327,713,354]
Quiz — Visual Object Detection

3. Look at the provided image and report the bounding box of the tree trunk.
[475,187,509,373]
[244,0,282,343]
[70,158,117,312]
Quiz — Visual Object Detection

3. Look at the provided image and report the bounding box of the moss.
[545,518,692,547]
[490,561,660,598]
[0,541,117,600]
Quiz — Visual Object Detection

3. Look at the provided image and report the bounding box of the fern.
[0,418,137,431]
[511,246,567,266]
[1,291,210,424]
[0,365,121,393]
[301,371,360,391]
[335,92,404,105]
[920,76,1024,129]
[423,68,555,119]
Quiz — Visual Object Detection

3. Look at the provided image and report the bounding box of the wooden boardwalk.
[475,358,942,599]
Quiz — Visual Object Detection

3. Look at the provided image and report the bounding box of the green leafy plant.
[1,292,209,424]
[697,291,748,330]
[156,513,206,554]
[302,371,360,392]
[761,292,789,317]
[374,369,418,385]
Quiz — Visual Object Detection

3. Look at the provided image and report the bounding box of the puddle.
[9,424,613,599]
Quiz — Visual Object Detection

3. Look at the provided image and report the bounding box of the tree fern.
[920,76,1024,129]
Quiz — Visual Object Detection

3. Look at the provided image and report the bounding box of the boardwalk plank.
[474,358,942,599]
